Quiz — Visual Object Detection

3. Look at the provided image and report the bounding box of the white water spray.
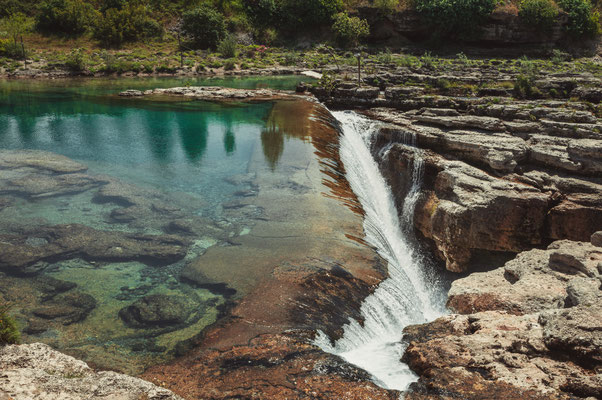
[314,111,446,392]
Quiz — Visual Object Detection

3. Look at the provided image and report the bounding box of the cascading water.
[314,111,447,392]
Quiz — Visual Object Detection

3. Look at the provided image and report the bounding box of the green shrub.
[436,77,451,90]
[217,35,237,58]
[332,12,370,47]
[557,0,601,37]
[224,58,236,70]
[415,0,497,36]
[519,0,559,31]
[375,0,399,15]
[94,1,162,47]
[0,12,33,59]
[0,304,20,345]
[37,0,97,35]
[282,51,300,65]
[244,0,279,28]
[281,0,344,29]
[65,47,86,71]
[181,5,226,49]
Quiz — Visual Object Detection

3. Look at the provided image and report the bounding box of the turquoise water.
[0,76,320,373]
[0,76,310,216]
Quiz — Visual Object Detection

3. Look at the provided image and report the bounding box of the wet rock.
[0,173,104,199]
[0,343,182,399]
[33,292,96,324]
[143,332,397,400]
[118,294,195,328]
[0,224,189,275]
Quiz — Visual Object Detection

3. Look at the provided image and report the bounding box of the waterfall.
[314,111,446,392]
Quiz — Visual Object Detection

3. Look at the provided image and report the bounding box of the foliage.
[551,48,572,63]
[244,0,279,28]
[65,47,86,70]
[0,12,33,58]
[224,58,236,70]
[37,0,97,35]
[375,0,399,15]
[0,304,20,345]
[415,0,498,36]
[331,12,369,47]
[556,0,601,37]
[217,34,237,58]
[94,0,162,47]
[281,0,344,29]
[518,0,559,31]
[181,5,227,49]
[514,57,541,98]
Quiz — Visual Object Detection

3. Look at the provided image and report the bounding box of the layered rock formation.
[312,62,602,273]
[402,233,602,399]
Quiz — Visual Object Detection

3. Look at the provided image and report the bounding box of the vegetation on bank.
[0,303,20,345]
[0,0,598,62]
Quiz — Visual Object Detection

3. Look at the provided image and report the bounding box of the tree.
[37,0,98,35]
[0,12,33,58]
[415,0,497,37]
[181,5,226,49]
[331,12,369,47]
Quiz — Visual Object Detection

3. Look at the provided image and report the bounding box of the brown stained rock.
[402,312,581,400]
[0,224,188,275]
[143,332,397,400]
[405,238,602,400]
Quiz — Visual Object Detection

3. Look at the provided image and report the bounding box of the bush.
[217,35,237,58]
[375,0,399,15]
[332,12,370,47]
[93,1,162,47]
[519,0,559,31]
[37,0,97,35]
[181,5,226,49]
[557,0,601,37]
[224,58,236,70]
[0,304,20,345]
[65,47,86,71]
[415,0,497,36]
[281,0,344,29]
[244,0,279,28]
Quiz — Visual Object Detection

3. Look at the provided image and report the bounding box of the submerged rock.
[0,224,189,275]
[0,343,182,400]
[118,294,195,328]
[32,291,96,325]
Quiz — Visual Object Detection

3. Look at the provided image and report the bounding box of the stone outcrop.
[0,343,182,400]
[311,68,602,273]
[402,233,602,400]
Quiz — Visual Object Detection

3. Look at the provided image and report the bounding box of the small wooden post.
[356,53,361,86]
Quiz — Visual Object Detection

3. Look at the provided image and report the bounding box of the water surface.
[0,76,331,374]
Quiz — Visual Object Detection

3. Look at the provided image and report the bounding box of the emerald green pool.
[0,76,326,373]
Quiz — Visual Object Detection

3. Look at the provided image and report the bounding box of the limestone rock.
[0,343,182,400]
